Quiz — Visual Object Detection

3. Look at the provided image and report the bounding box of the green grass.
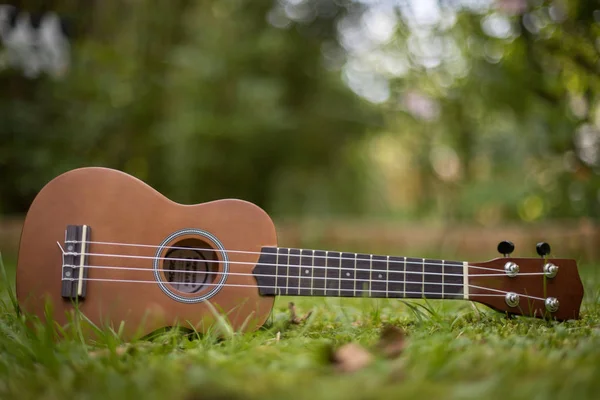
[1,257,599,400]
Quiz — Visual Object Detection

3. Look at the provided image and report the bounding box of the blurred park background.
[1,0,600,261]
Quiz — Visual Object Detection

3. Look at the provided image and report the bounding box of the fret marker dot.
[346,272,351,277]
[67,245,74,251]
[378,274,383,279]
[305,269,309,275]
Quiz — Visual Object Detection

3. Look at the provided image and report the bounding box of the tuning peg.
[497,240,515,257]
[536,242,551,257]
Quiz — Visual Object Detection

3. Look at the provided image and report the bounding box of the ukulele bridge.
[61,225,92,300]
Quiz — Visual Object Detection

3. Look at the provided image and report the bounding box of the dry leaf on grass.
[330,343,373,373]
[328,324,408,373]
[288,302,312,324]
[376,324,407,358]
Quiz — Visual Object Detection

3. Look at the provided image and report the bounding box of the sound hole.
[162,238,218,294]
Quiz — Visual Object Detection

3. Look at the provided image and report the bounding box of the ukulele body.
[16,167,277,339]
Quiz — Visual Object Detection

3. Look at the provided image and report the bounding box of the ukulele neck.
[253,247,468,300]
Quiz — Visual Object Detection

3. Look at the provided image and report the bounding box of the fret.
[287,248,301,295]
[340,252,355,297]
[386,255,390,297]
[442,260,445,299]
[371,255,388,297]
[325,251,341,296]
[369,255,373,297]
[388,256,405,298]
[355,253,371,297]
[274,247,280,295]
[299,249,312,296]
[424,259,443,299]
[405,257,423,298]
[281,247,290,295]
[312,250,327,296]
[297,249,303,295]
[353,253,358,296]
[403,257,406,298]
[338,251,343,297]
[422,259,425,298]
[310,250,315,295]
[324,251,328,294]
[463,262,469,300]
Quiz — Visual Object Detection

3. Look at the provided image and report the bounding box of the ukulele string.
[67,263,463,289]
[60,276,547,301]
[69,239,512,274]
[65,249,547,278]
[70,263,549,299]
[65,262,545,287]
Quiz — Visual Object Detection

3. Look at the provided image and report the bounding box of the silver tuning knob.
[505,292,520,307]
[544,263,558,278]
[504,262,519,277]
[545,297,559,313]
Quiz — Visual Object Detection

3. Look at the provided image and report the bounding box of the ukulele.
[16,167,584,339]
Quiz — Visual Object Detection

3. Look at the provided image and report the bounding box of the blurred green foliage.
[1,0,600,222]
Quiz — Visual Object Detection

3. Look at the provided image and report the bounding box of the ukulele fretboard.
[253,247,465,299]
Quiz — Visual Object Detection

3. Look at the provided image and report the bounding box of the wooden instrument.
[16,168,584,339]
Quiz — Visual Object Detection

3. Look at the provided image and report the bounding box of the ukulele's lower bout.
[152,228,229,303]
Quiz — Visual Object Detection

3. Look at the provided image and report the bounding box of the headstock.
[468,241,584,320]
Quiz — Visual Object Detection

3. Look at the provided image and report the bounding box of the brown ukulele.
[16,167,584,340]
